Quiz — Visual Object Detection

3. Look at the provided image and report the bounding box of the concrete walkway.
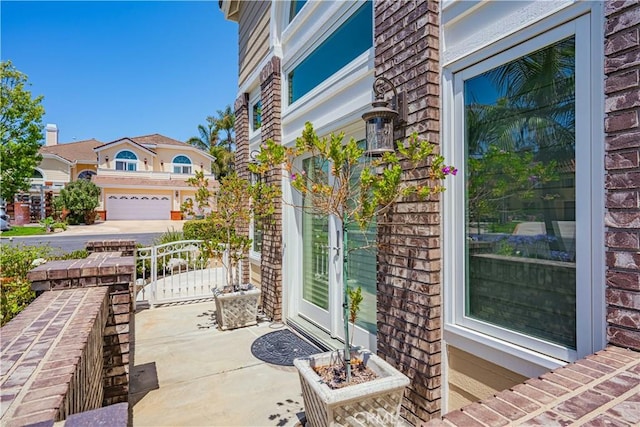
[131,301,305,427]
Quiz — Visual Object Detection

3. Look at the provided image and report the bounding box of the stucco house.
[30,124,215,221]
[222,0,640,425]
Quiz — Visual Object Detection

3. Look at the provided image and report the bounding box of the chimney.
[45,124,58,146]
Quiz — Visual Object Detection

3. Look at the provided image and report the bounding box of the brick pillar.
[374,1,442,424]
[604,1,640,351]
[28,247,135,408]
[260,56,283,321]
[235,93,251,285]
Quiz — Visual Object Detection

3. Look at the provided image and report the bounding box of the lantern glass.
[365,116,394,156]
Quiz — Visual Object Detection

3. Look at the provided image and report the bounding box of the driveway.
[60,220,186,236]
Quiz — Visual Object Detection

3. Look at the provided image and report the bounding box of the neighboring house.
[222,1,640,425]
[31,124,215,221]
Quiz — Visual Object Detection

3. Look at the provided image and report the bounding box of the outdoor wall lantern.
[249,150,260,163]
[144,158,148,165]
[105,155,109,163]
[362,76,407,156]
[175,190,179,198]
[160,160,164,167]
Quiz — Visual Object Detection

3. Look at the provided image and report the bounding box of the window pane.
[252,101,262,131]
[346,173,376,333]
[464,37,576,349]
[288,1,372,104]
[302,157,329,310]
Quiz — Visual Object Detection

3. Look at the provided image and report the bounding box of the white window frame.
[443,12,605,373]
[249,91,262,138]
[172,155,192,174]
[115,150,138,171]
[249,170,262,261]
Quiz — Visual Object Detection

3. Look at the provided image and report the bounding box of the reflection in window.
[288,1,372,104]
[173,155,192,174]
[115,150,138,171]
[464,37,576,348]
[252,101,262,131]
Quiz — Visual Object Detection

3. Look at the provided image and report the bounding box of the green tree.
[209,145,234,178]
[214,105,235,152]
[57,179,101,224]
[186,116,218,151]
[0,61,45,203]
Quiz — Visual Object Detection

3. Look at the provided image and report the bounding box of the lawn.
[0,226,47,237]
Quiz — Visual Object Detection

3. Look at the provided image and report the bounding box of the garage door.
[106,195,171,220]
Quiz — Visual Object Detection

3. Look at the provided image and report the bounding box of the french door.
[299,157,378,351]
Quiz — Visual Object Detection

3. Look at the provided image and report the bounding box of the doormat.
[251,329,321,366]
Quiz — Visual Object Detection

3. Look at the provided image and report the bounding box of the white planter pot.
[214,288,261,330]
[294,349,410,427]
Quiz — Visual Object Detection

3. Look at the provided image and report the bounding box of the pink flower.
[291,173,297,180]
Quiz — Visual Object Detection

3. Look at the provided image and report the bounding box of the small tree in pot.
[251,122,455,425]
[206,172,280,329]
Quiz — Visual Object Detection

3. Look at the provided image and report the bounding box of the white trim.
[41,152,73,166]
[95,139,157,157]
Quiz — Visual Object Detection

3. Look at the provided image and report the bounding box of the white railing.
[136,240,240,307]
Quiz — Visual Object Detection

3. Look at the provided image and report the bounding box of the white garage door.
[106,195,171,220]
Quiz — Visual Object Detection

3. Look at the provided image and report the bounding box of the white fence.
[136,240,240,307]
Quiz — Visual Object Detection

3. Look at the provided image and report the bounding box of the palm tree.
[214,106,235,152]
[209,145,234,178]
[187,116,218,151]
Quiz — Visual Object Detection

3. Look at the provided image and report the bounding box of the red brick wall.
[235,92,251,285]
[259,56,284,321]
[374,1,442,424]
[604,1,640,351]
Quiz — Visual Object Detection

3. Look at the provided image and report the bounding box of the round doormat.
[251,329,321,366]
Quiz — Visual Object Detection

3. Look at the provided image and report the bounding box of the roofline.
[94,138,158,157]
[154,144,216,161]
[41,152,73,166]
[219,0,240,21]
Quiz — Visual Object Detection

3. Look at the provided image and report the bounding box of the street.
[1,232,162,254]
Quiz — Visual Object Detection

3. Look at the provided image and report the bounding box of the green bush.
[57,179,100,224]
[1,278,35,326]
[153,228,184,246]
[0,244,89,325]
[182,219,223,241]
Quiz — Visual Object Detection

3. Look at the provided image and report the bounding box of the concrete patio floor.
[131,300,306,427]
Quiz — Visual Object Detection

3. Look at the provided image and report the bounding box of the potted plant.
[202,172,279,331]
[251,122,455,425]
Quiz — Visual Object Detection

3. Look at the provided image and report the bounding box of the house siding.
[39,158,70,183]
[604,0,640,351]
[374,1,443,424]
[238,1,270,88]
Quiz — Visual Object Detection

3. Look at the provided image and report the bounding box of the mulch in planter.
[251,329,321,366]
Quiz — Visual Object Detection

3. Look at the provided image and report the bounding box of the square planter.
[294,349,410,427]
[214,287,261,331]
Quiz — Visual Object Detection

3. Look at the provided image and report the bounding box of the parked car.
[0,207,11,231]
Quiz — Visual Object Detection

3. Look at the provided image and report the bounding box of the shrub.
[153,227,184,245]
[1,278,34,326]
[57,179,100,224]
[182,219,223,241]
[0,244,89,325]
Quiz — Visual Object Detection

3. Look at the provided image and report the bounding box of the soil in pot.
[313,359,378,390]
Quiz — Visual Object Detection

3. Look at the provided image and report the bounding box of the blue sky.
[1,1,238,144]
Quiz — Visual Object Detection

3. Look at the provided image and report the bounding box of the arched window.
[173,155,192,174]
[115,150,138,171]
[32,170,44,179]
[77,170,96,180]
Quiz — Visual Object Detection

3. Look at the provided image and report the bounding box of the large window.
[252,100,262,132]
[448,17,601,363]
[115,150,138,171]
[173,155,192,174]
[287,0,372,104]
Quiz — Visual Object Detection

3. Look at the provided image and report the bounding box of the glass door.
[300,157,331,328]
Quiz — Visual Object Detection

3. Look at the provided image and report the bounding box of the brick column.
[28,248,135,407]
[604,1,640,351]
[260,56,283,321]
[235,92,251,285]
[374,1,442,424]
